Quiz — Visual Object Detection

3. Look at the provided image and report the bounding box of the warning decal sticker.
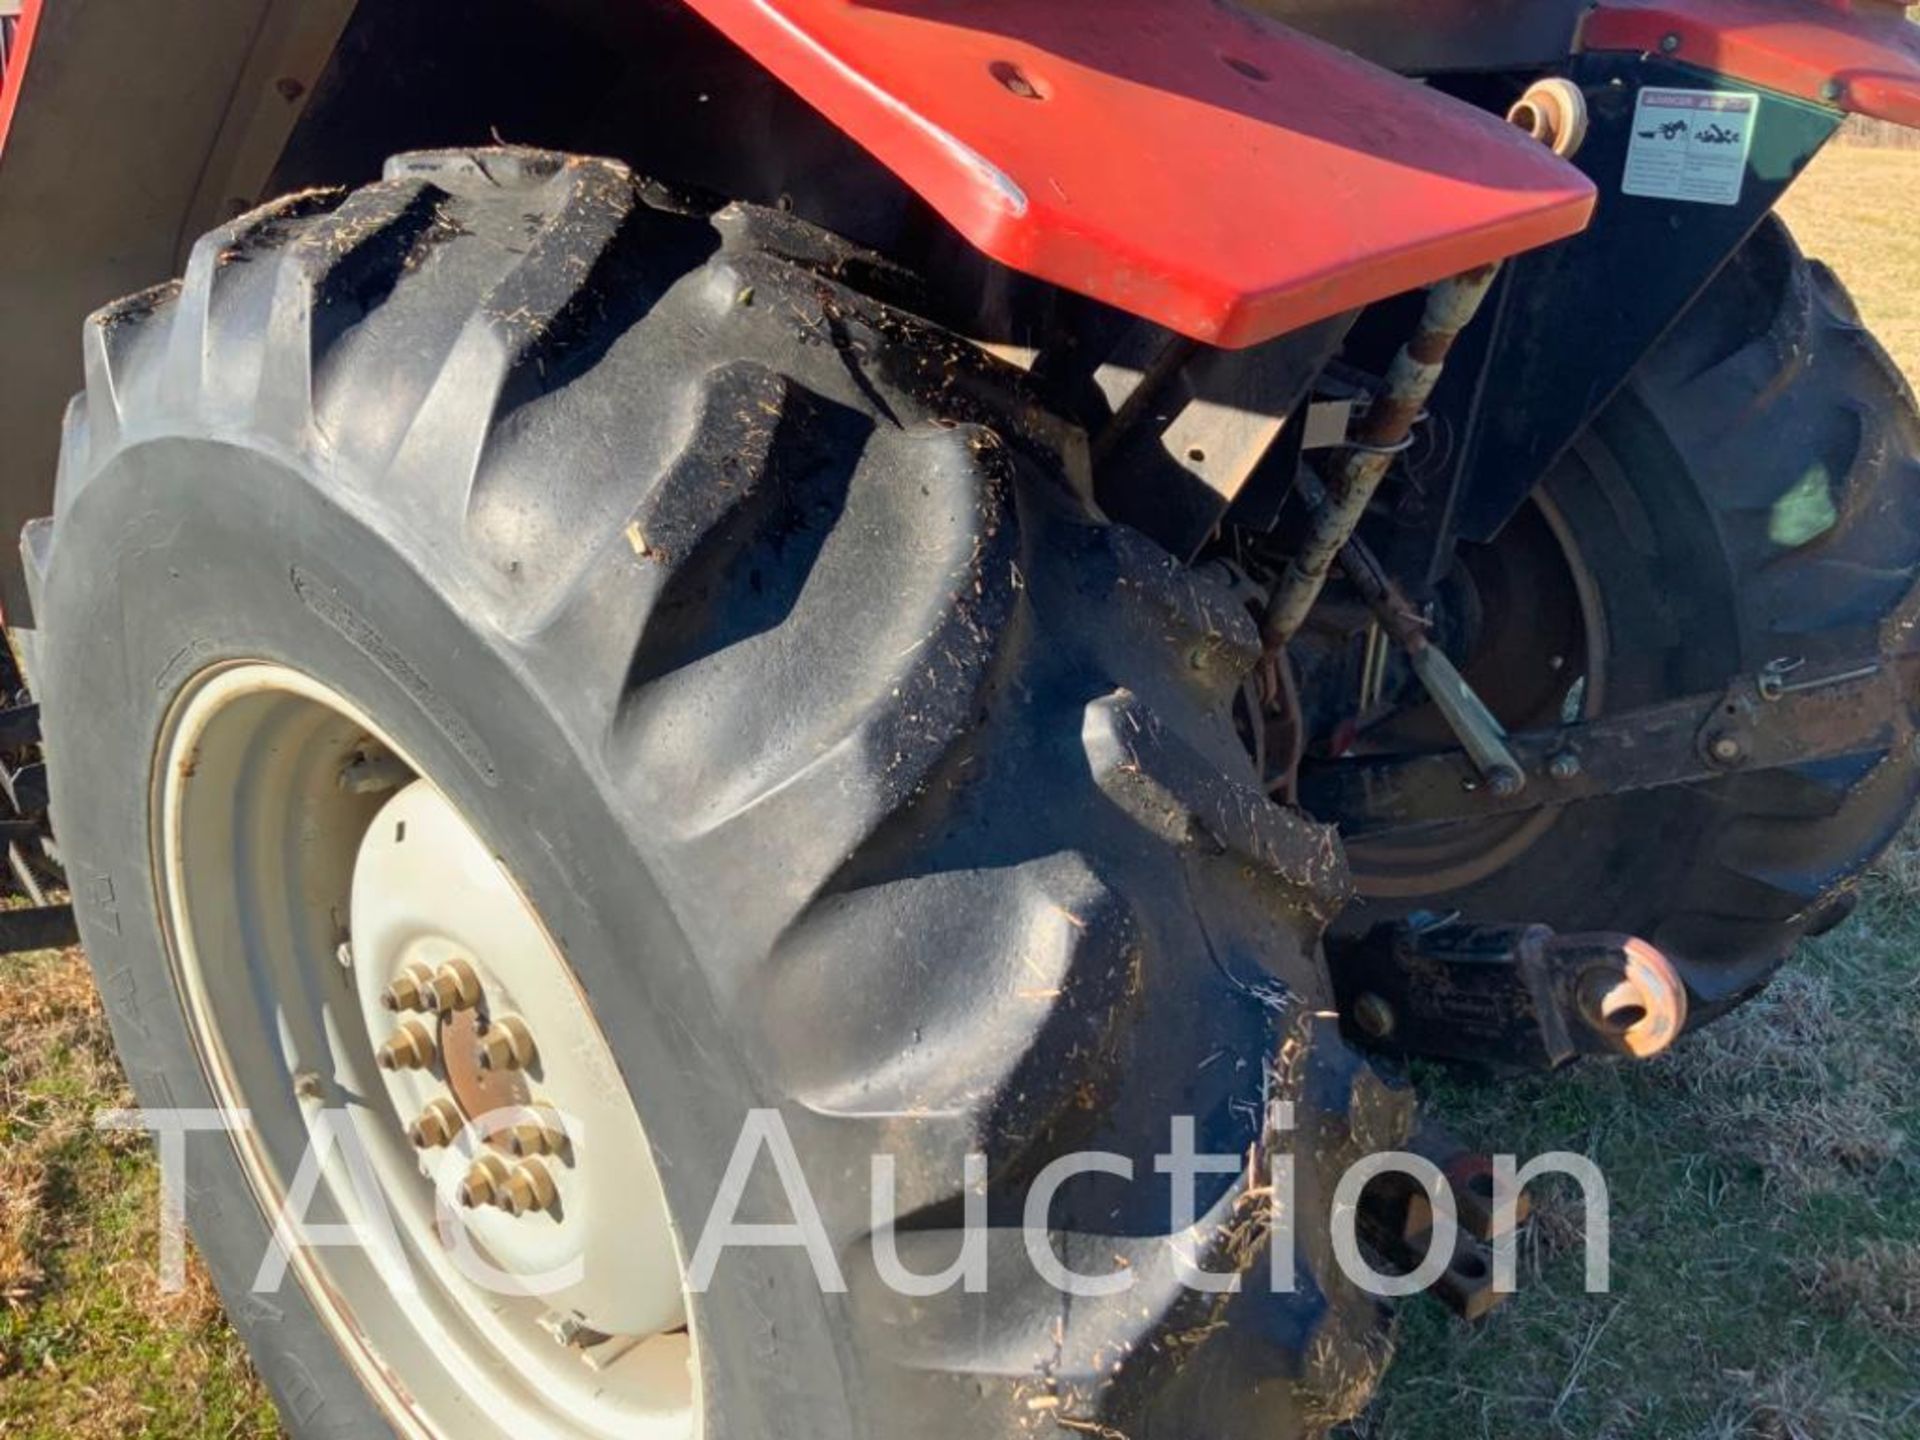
[1622,88,1759,207]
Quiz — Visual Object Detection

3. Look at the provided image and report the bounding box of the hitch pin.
[1758,657,1880,702]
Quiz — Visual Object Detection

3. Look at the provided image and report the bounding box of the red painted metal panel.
[1584,0,1920,130]
[0,0,43,162]
[680,0,1596,349]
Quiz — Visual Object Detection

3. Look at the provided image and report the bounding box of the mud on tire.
[32,149,1404,1438]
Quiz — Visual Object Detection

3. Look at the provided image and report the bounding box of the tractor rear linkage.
[1302,651,1919,838]
[1330,919,1688,1073]
[1313,649,1914,1075]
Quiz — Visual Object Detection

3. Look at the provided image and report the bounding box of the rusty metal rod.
[1260,263,1502,656]
[1307,491,1527,795]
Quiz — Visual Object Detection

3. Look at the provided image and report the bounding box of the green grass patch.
[1357,845,1920,1440]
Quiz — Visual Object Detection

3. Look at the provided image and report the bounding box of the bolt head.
[1548,751,1581,781]
[506,1123,545,1157]
[499,1158,558,1217]
[1660,31,1682,52]
[377,1019,437,1072]
[458,1155,509,1209]
[476,1015,536,1073]
[506,1108,568,1159]
[1709,734,1744,764]
[407,1099,461,1150]
[380,963,435,1014]
[426,958,482,1014]
[1487,766,1524,798]
[1352,991,1396,1041]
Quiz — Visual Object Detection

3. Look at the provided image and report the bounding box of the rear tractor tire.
[1346,217,1920,1024]
[32,149,1404,1439]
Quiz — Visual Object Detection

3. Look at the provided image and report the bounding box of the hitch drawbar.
[1332,917,1687,1071]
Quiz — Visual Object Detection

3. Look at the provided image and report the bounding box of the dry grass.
[1776,148,1920,387]
[0,944,277,1436]
[1356,147,1920,1440]
[1358,842,1920,1439]
[1795,1241,1920,1343]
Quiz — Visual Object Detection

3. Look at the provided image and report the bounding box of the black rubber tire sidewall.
[43,435,857,1439]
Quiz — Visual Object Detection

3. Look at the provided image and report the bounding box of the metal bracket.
[1303,654,1914,837]
[1355,1119,1534,1321]
[1092,313,1355,560]
[1330,917,1687,1071]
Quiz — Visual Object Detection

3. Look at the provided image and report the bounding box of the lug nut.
[499,1159,559,1217]
[425,958,483,1014]
[407,1098,462,1150]
[505,1107,568,1158]
[377,1019,438,1071]
[457,1153,512,1209]
[1352,991,1397,1041]
[380,962,436,1013]
[476,1015,537,1073]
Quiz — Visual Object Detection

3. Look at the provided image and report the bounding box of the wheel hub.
[154,662,700,1438]
[350,777,684,1335]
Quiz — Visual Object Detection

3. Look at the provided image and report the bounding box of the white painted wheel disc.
[154,661,701,1438]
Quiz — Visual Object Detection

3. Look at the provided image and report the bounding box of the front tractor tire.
[32,151,1399,1439]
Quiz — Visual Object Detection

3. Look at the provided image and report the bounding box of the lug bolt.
[380,962,436,1013]
[1352,991,1397,1041]
[457,1154,512,1209]
[426,958,483,1015]
[498,1159,559,1217]
[377,1019,438,1071]
[505,1107,568,1158]
[476,1015,537,1073]
[407,1098,463,1150]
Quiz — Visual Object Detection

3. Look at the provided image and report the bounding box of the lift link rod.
[1259,263,1502,657]
[1303,653,1920,836]
[1333,522,1528,797]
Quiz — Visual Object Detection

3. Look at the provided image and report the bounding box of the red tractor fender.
[679,0,1597,349]
[0,0,41,160]
[1583,0,1920,129]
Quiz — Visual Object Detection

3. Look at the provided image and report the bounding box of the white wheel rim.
[153,661,700,1438]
